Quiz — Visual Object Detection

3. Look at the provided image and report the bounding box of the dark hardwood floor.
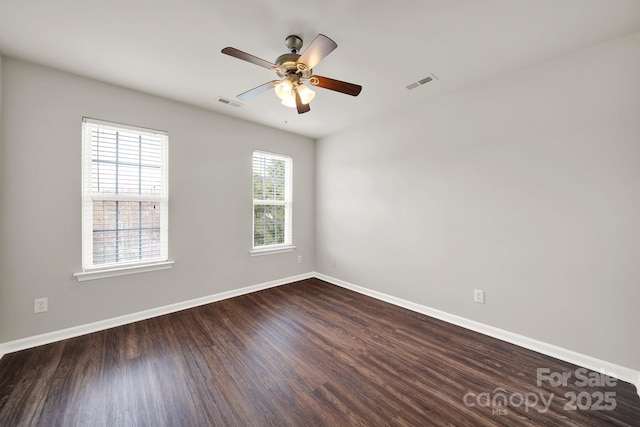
[0,278,638,426]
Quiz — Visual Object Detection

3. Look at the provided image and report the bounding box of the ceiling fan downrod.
[284,35,303,54]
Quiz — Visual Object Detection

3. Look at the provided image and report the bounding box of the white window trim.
[76,117,172,280]
[74,260,174,282]
[251,150,293,254]
[250,245,296,256]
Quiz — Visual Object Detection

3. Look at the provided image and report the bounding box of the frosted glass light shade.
[275,79,293,99]
[297,83,315,104]
[281,94,296,108]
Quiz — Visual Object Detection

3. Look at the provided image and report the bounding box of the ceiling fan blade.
[221,47,281,71]
[295,88,311,114]
[309,75,362,96]
[237,81,278,100]
[296,34,337,71]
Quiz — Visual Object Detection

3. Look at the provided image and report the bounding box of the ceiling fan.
[221,34,362,114]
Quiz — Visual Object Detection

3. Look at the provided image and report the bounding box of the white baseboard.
[314,272,640,397]
[0,272,314,359]
[1,270,638,398]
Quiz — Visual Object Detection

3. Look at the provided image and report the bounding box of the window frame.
[251,150,295,256]
[75,117,172,281]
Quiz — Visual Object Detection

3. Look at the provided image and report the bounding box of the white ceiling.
[1,1,639,139]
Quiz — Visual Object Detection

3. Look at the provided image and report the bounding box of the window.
[79,118,169,276]
[252,151,293,253]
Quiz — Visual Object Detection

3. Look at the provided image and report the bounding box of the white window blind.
[81,118,168,270]
[252,151,293,249]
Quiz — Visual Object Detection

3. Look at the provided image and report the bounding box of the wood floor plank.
[1,278,639,426]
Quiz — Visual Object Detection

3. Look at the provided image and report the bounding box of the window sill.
[74,260,174,282]
[250,245,296,256]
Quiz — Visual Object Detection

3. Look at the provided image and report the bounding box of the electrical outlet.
[474,290,485,304]
[34,297,48,313]
[297,255,303,264]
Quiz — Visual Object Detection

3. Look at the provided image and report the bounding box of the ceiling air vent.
[217,97,243,107]
[406,74,438,90]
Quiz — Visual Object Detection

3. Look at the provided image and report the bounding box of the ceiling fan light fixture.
[276,80,315,108]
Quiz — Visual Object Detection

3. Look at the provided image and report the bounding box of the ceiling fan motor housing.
[275,53,312,78]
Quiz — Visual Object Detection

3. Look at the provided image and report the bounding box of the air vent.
[217,97,243,107]
[406,74,438,90]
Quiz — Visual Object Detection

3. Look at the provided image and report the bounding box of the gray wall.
[0,58,315,342]
[316,32,640,370]
[2,32,639,373]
